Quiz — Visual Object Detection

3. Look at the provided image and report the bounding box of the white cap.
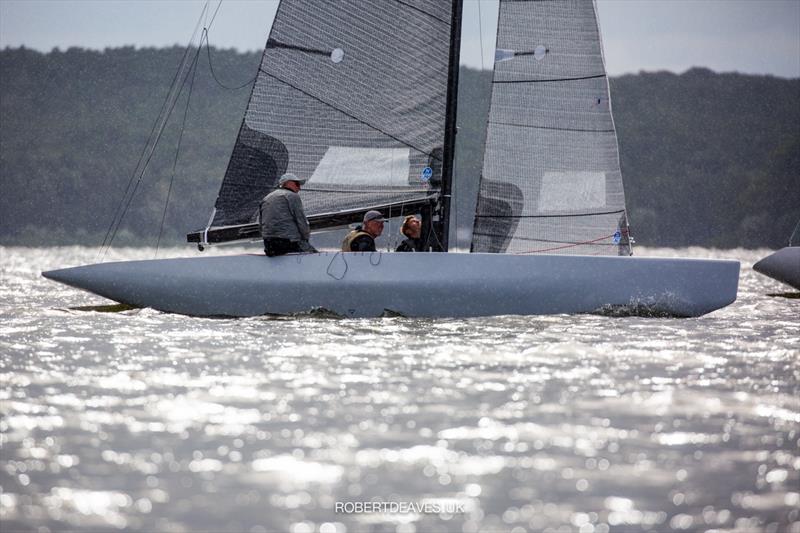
[363,210,386,223]
[278,173,307,186]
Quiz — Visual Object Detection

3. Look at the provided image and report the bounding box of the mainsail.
[196,0,459,246]
[472,0,631,255]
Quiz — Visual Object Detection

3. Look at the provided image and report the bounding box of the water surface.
[1,246,798,533]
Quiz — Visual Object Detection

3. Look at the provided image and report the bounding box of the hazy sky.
[1,0,798,77]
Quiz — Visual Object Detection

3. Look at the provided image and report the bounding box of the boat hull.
[42,252,740,318]
[753,247,800,290]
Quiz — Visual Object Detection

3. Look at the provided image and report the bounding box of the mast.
[436,0,463,252]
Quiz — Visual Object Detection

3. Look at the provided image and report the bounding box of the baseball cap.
[363,210,386,223]
[278,173,307,186]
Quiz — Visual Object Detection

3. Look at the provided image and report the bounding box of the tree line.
[1,46,797,249]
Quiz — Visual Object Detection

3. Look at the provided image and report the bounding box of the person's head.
[362,210,386,238]
[401,215,421,239]
[278,173,306,192]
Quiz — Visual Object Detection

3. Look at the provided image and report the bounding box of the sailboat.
[753,220,800,290]
[43,0,739,318]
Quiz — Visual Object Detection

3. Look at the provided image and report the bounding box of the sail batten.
[472,0,631,255]
[493,74,607,84]
[476,209,626,219]
[489,122,616,133]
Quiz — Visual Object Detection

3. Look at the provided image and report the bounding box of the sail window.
[308,147,410,187]
[538,171,607,211]
[495,46,548,63]
[331,48,344,63]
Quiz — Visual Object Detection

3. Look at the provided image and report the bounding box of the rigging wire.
[155,36,203,257]
[98,2,211,260]
[477,0,485,71]
[789,218,800,247]
[209,0,224,27]
[99,0,250,258]
[204,0,258,90]
[155,11,259,257]
[205,36,259,90]
[515,232,622,254]
[452,156,458,250]
[101,42,206,260]
[204,0,259,90]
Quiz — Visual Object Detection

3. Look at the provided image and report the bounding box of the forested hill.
[1,47,798,248]
[611,68,799,248]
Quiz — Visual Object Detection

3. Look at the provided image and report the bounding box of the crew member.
[260,173,317,257]
[342,210,385,252]
[395,215,425,252]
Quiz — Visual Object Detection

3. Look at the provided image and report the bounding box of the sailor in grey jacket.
[259,173,316,256]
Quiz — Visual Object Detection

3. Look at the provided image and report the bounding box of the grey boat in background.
[753,220,800,290]
[42,0,740,318]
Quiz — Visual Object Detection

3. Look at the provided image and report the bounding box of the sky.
[0,0,798,78]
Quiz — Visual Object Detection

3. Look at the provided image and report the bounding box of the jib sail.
[471,0,632,255]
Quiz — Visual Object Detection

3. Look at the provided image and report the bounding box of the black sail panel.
[212,125,289,225]
[210,0,454,228]
[472,0,632,255]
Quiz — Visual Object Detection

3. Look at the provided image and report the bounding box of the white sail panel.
[309,147,411,187]
[538,171,606,212]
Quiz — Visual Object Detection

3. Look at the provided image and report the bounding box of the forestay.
[472,0,632,255]
[209,0,455,230]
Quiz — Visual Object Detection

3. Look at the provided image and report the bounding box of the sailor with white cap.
[341,210,386,252]
[259,173,317,256]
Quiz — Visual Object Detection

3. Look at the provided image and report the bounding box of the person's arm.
[287,193,311,241]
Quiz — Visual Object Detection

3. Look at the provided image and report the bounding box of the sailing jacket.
[396,237,423,252]
[259,188,311,243]
[342,227,376,252]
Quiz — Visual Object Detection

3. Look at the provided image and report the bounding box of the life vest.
[341,228,373,251]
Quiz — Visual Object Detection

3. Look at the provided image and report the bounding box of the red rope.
[515,233,616,254]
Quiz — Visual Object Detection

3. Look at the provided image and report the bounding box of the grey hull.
[42,252,739,318]
[753,247,800,290]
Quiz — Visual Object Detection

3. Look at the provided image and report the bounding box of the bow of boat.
[753,247,800,290]
[43,264,106,291]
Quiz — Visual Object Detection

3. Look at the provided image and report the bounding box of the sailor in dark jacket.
[342,210,385,252]
[395,214,425,252]
[260,173,317,256]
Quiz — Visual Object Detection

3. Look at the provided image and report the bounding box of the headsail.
[198,0,458,244]
[472,0,632,255]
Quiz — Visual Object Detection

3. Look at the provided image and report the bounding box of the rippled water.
[1,246,798,533]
